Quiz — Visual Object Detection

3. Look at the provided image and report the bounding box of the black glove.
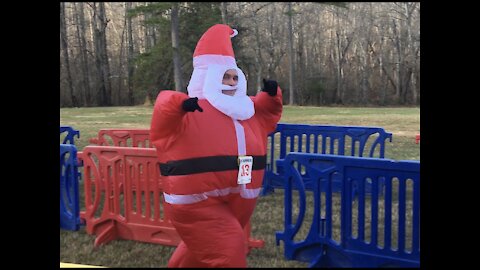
[262,79,278,96]
[182,97,203,112]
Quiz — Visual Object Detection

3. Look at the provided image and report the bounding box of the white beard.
[188,64,254,120]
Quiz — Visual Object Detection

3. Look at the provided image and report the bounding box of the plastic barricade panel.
[88,129,152,148]
[80,145,264,251]
[60,144,81,231]
[262,123,393,195]
[81,146,180,247]
[61,126,80,145]
[275,153,419,268]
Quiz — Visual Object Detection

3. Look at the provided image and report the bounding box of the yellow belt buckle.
[237,155,245,166]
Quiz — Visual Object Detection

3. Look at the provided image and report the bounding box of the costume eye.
[233,76,238,81]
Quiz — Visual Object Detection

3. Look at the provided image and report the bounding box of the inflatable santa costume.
[150,24,283,267]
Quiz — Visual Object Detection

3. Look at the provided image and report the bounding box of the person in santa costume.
[150,24,283,268]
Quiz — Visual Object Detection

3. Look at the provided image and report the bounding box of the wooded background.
[60,2,420,108]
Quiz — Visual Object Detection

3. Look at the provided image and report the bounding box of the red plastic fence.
[88,129,152,148]
[79,145,264,251]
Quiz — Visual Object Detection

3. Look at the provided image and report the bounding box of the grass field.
[60,105,420,268]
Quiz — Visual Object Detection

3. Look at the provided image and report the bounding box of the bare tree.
[91,2,112,106]
[403,2,420,104]
[171,2,184,92]
[388,2,419,104]
[143,2,152,51]
[331,6,353,104]
[250,4,264,93]
[220,2,228,25]
[73,2,92,106]
[265,3,286,79]
[126,2,135,105]
[60,2,78,107]
[354,3,374,104]
[287,2,295,105]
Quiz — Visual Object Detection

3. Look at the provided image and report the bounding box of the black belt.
[159,155,266,176]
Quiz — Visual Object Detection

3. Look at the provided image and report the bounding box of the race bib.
[237,156,253,184]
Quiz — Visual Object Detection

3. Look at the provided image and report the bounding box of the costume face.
[222,69,238,96]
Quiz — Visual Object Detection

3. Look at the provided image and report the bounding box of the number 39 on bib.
[237,156,253,184]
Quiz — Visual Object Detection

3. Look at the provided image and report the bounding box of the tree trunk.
[142,2,156,51]
[379,53,387,105]
[60,2,78,107]
[220,2,228,25]
[93,2,112,106]
[361,45,371,105]
[171,2,184,92]
[391,18,403,103]
[116,3,127,106]
[334,29,342,104]
[405,2,418,105]
[93,4,105,105]
[74,3,91,106]
[126,2,135,105]
[297,24,305,104]
[266,3,286,79]
[359,4,373,104]
[100,3,112,106]
[144,3,150,51]
[370,31,395,106]
[287,2,295,105]
[250,3,263,92]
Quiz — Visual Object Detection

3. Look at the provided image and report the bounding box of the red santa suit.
[150,24,282,268]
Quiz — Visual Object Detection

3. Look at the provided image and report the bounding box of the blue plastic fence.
[60,143,81,231]
[262,123,393,195]
[60,125,80,145]
[60,125,82,230]
[275,153,420,267]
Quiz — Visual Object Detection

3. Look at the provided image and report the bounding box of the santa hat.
[187,24,240,99]
[192,24,239,68]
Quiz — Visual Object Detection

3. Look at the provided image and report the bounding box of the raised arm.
[252,79,283,134]
[150,90,202,151]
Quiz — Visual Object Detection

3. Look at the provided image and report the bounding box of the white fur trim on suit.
[233,120,246,155]
[163,185,261,205]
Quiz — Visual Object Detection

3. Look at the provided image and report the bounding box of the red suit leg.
[168,241,209,267]
[168,197,252,267]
